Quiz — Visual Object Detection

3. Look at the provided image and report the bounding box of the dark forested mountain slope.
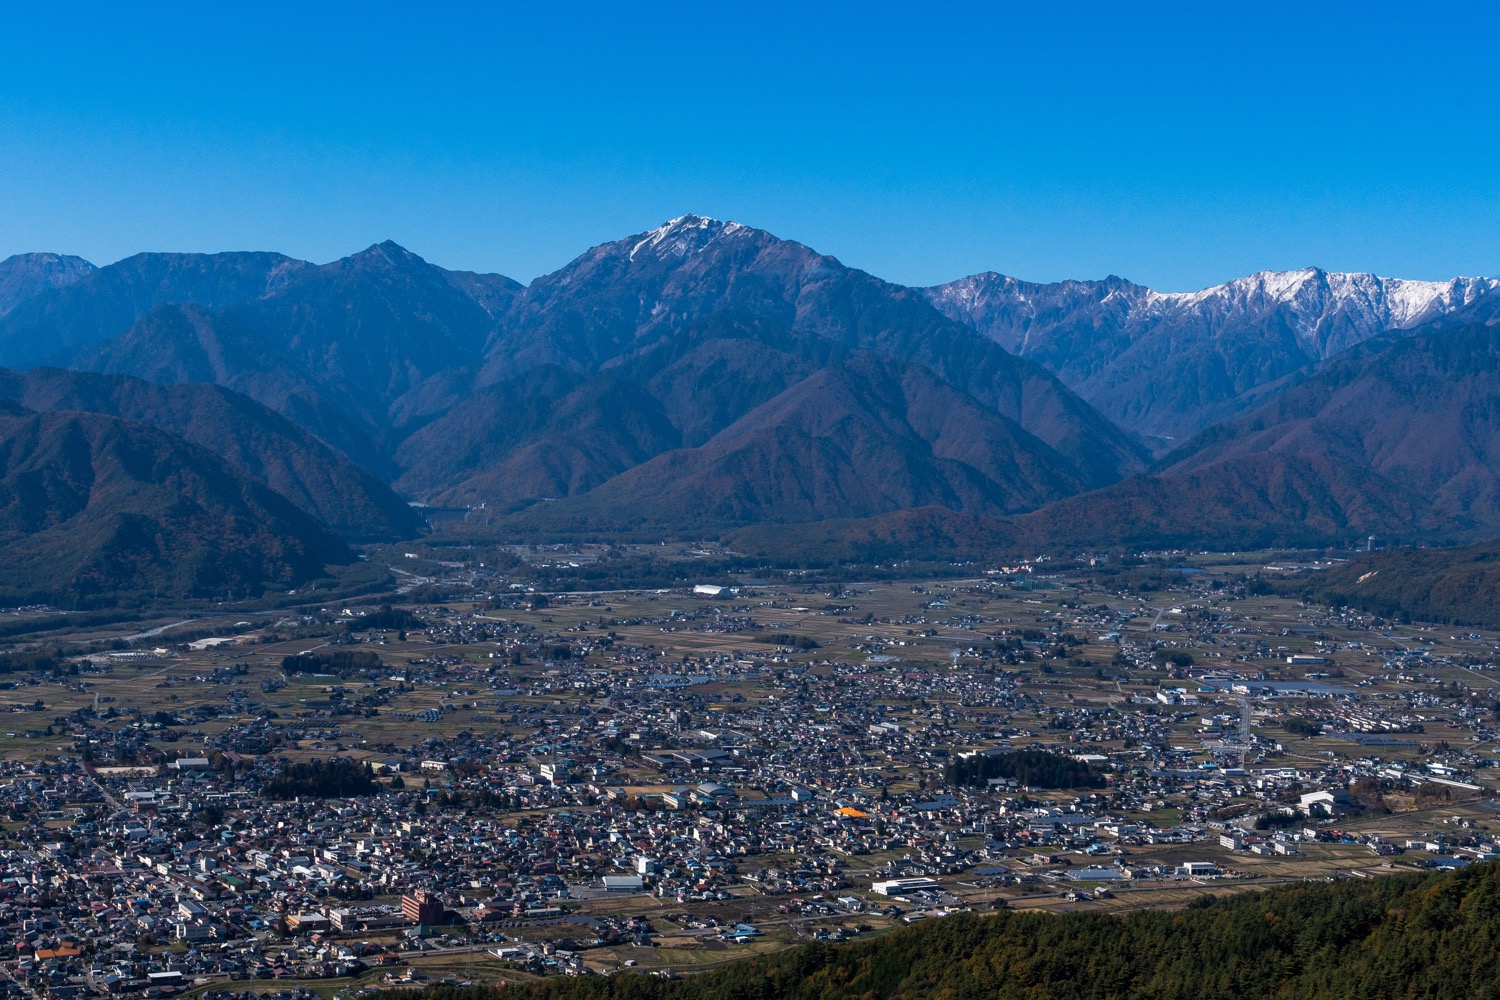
[1160,321,1500,536]
[1010,452,1430,551]
[394,366,684,512]
[1291,539,1500,627]
[396,319,827,510]
[0,366,422,540]
[498,354,1091,535]
[0,401,352,603]
[727,449,1429,560]
[990,319,1500,551]
[728,316,1500,557]
[725,505,1023,565]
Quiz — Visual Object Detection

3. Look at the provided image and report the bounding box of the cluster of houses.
[2,567,1500,993]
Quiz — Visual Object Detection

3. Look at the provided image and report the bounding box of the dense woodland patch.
[259,757,379,799]
[943,748,1103,789]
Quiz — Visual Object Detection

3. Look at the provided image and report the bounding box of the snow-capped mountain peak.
[628,214,746,261]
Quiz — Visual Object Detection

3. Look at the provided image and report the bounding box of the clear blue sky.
[2,1,1497,290]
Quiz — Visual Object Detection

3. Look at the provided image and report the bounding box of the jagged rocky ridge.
[924,267,1498,441]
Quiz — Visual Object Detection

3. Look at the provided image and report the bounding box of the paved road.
[83,766,129,816]
[123,618,198,641]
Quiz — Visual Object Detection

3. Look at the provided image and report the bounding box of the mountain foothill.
[1,214,1497,601]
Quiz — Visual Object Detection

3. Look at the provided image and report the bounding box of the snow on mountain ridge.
[628,214,746,261]
[1153,267,1494,316]
[929,267,1498,358]
[1148,268,1499,351]
[922,265,1500,437]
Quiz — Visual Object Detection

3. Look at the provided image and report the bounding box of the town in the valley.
[2,547,1498,998]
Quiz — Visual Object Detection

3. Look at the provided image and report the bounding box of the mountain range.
[3,215,1499,598]
[924,267,1498,442]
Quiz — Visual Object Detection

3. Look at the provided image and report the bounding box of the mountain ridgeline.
[2,215,1499,598]
[923,267,1497,442]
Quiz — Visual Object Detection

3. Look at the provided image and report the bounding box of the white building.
[872,877,939,896]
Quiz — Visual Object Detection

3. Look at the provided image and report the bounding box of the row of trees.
[280,649,381,675]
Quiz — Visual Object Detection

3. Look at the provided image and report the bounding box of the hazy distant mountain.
[924,268,1498,441]
[73,242,523,476]
[0,367,422,541]
[0,400,352,603]
[0,253,95,319]
[0,251,310,368]
[443,268,531,321]
[71,302,393,477]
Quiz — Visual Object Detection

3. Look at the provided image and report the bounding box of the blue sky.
[1,1,1496,290]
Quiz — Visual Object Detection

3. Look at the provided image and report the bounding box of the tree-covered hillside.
[391,862,1500,1000]
[1294,540,1500,628]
